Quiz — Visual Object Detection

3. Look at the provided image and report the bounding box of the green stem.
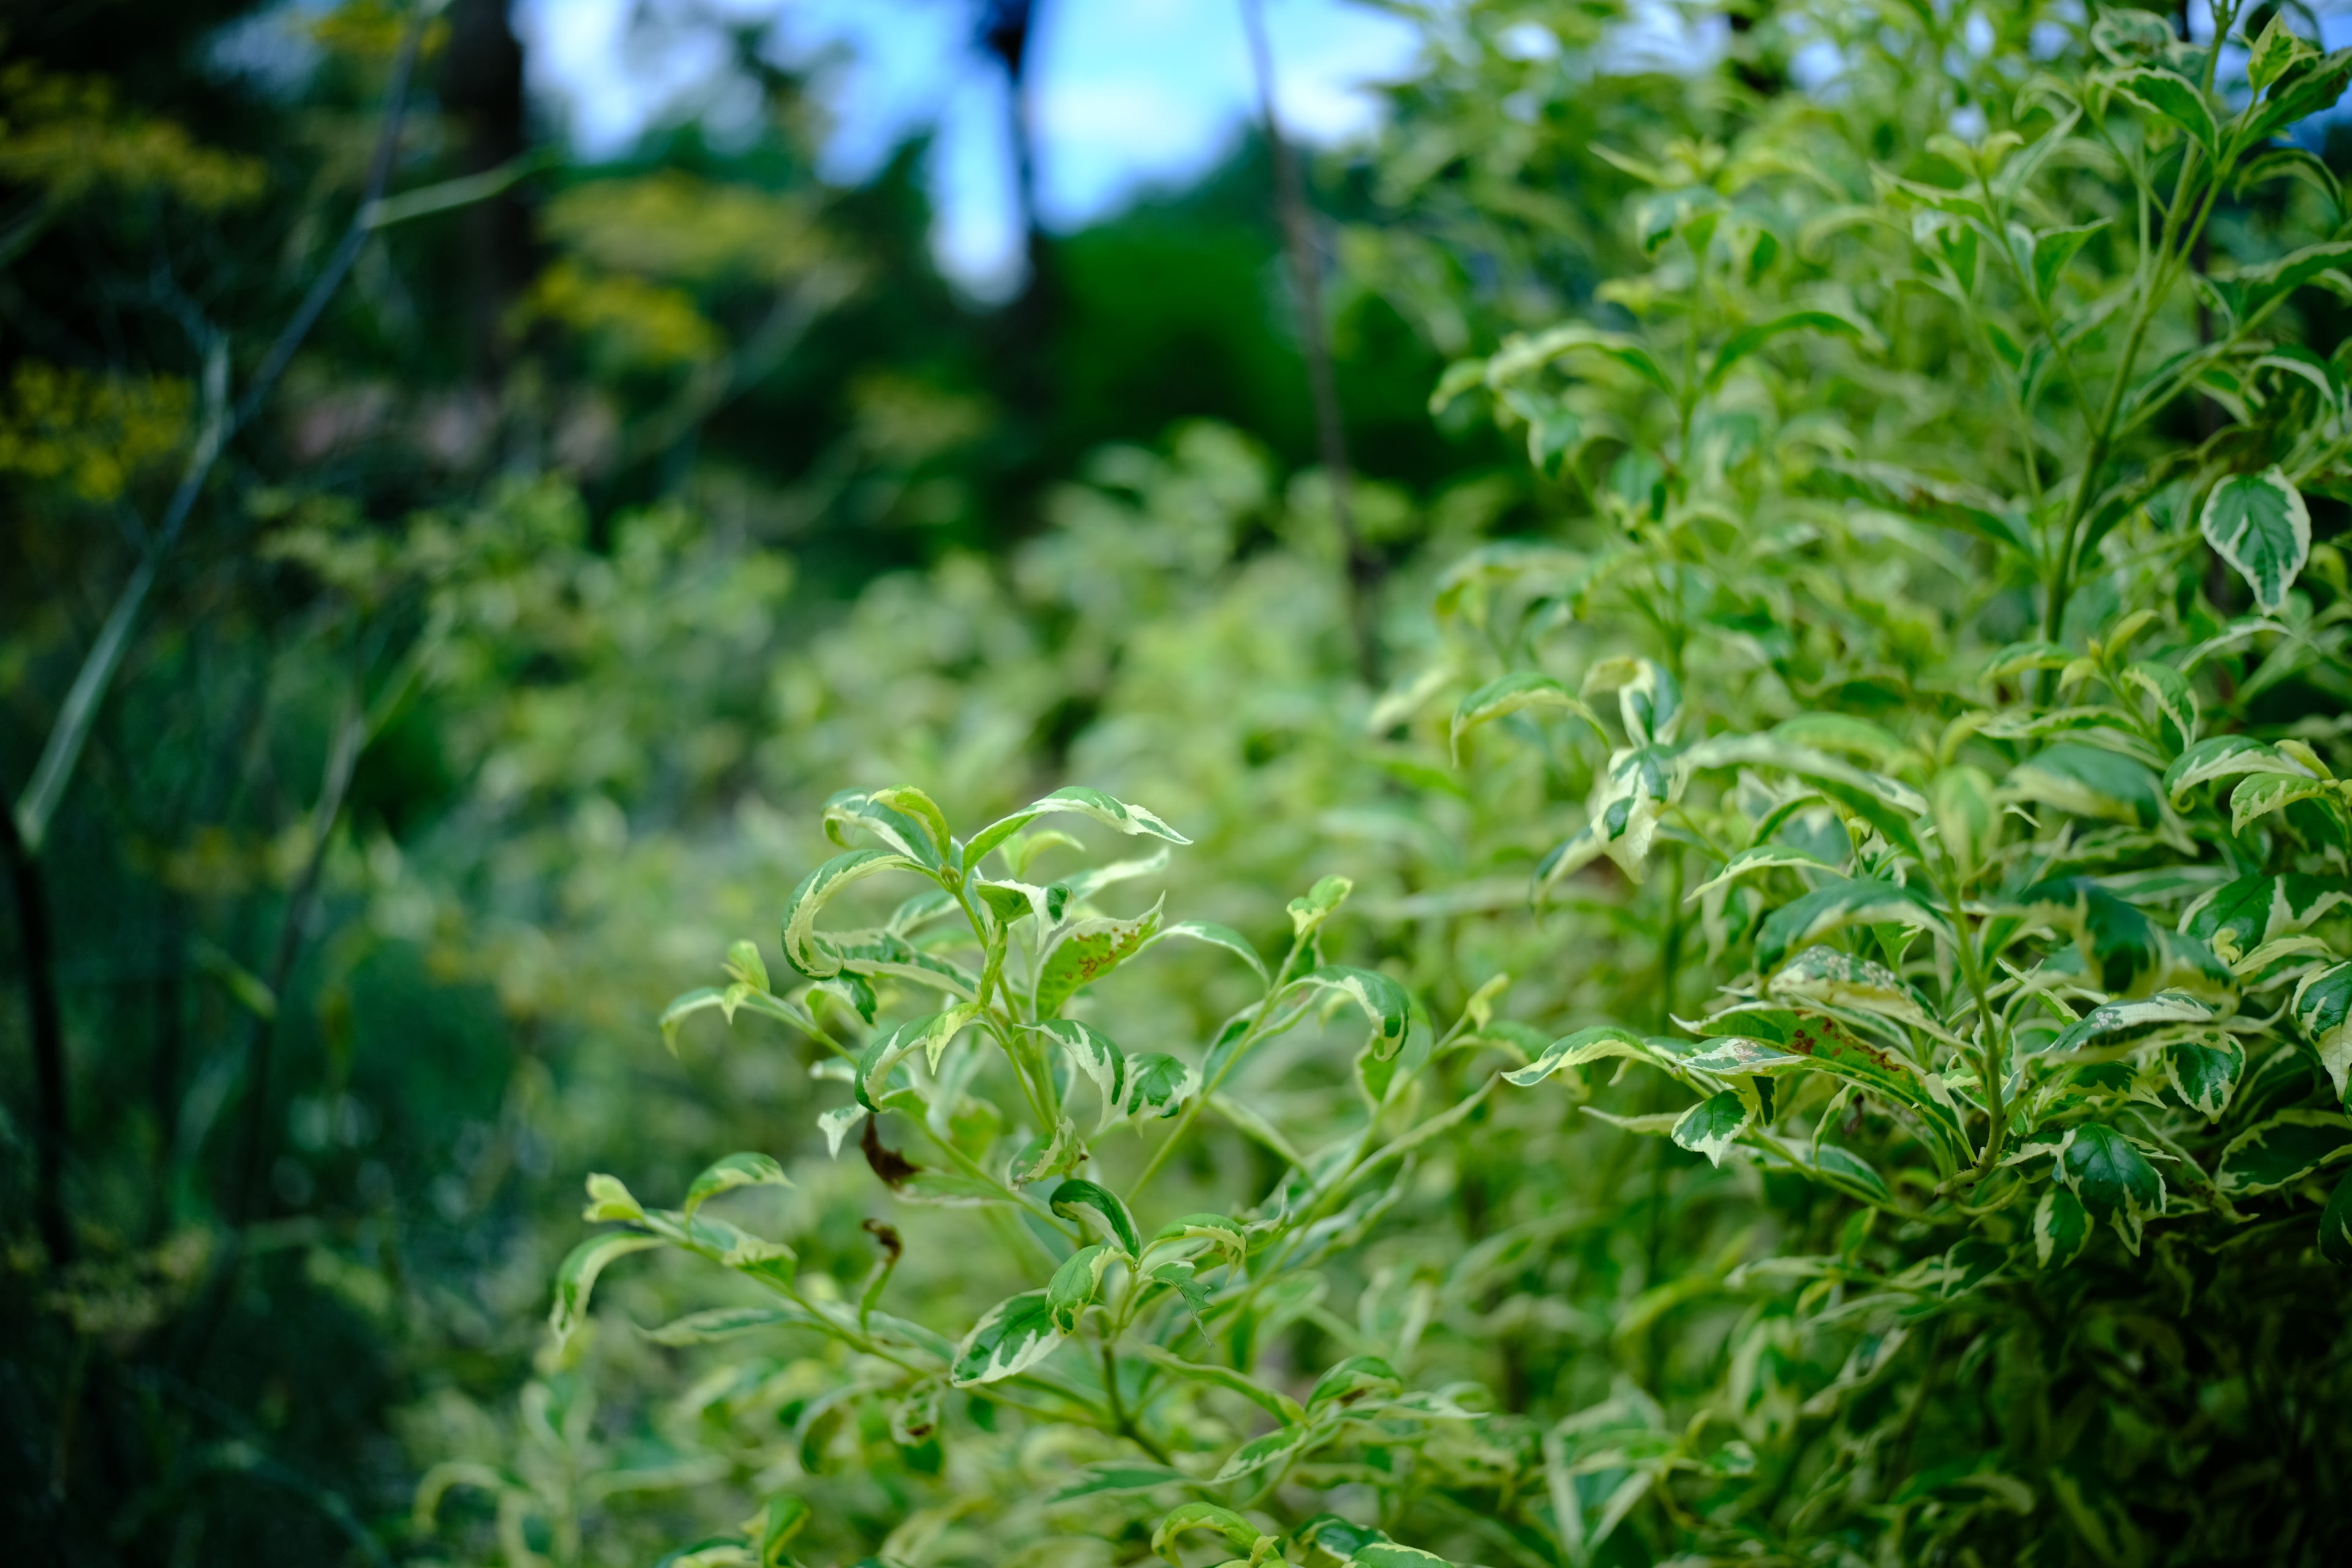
[1099,1339,1170,1463]
[2045,134,2220,644]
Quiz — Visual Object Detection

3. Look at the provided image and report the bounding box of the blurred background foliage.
[12,1,2351,1564]
[0,1,1579,1558]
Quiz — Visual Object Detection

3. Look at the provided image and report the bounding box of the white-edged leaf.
[549,1232,661,1347]
[2215,1110,2352,1196]
[780,850,925,979]
[682,1152,791,1219]
[1450,672,1605,761]
[2201,469,2311,615]
[1671,1091,1751,1166]
[967,786,1189,865]
[1035,897,1163,1016]
[1152,920,1269,985]
[2293,962,2352,1109]
[1284,965,1413,1060]
[950,1290,1065,1385]
[2054,1125,2165,1254]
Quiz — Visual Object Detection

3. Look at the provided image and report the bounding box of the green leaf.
[1814,1144,1890,1202]
[967,786,1190,866]
[1306,1354,1402,1412]
[1035,898,1163,1016]
[2120,661,2198,754]
[1285,965,1413,1060]
[682,1152,792,1220]
[1048,1177,1141,1255]
[1823,461,2034,554]
[2091,10,2174,64]
[1046,1464,1191,1504]
[2046,992,2215,1057]
[816,1104,865,1158]
[2057,1125,2166,1254]
[2201,469,2311,614]
[1755,878,1947,971]
[549,1231,661,1347]
[724,940,770,993]
[1298,1515,1390,1560]
[976,878,1063,926]
[1768,945,1933,1029]
[1502,1025,1654,1087]
[660,987,726,1054]
[582,1172,646,1224]
[1449,672,1605,761]
[2106,67,2218,152]
[1355,1547,1457,1567]
[1983,640,2075,680]
[2294,962,2352,1109]
[1581,656,1684,746]
[2252,48,2352,140]
[2166,1033,2245,1120]
[1698,1009,1969,1174]
[1136,1344,1305,1425]
[2032,222,2105,304]
[1046,1243,1112,1333]
[2163,735,2315,804]
[1672,1090,1751,1166]
[1212,1420,1319,1483]
[780,850,925,980]
[2321,1169,2352,1264]
[1931,766,1999,875]
[2228,771,2337,834]
[1152,1212,1248,1265]
[827,930,981,1000]
[1681,1035,1809,1077]
[2034,1185,2092,1268]
[1152,919,1270,985]
[2249,12,2319,92]
[1536,740,1682,891]
[2184,875,2352,963]
[1427,356,1486,413]
[1683,734,1927,856]
[1147,1261,1213,1320]
[1770,713,1910,770]
[1286,873,1355,941]
[2234,145,2340,209]
[1029,1019,1128,1128]
[643,1304,816,1345]
[2215,1110,2352,1196]
[755,1497,810,1568]
[1705,310,1863,390]
[2011,878,2233,997]
[1151,1502,1276,1564]
[1123,1052,1197,1119]
[951,1290,1065,1386]
[856,1009,981,1111]
[1687,843,1842,900]
[823,786,952,872]
[2004,742,2162,826]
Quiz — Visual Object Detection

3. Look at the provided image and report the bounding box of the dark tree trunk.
[440,0,536,383]
[979,0,1058,421]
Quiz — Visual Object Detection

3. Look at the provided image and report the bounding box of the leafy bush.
[444,6,2352,1566]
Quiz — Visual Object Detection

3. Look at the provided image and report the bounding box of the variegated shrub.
[485,5,2352,1566]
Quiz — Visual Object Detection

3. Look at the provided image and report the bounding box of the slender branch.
[230,704,366,1224]
[1241,0,1382,685]
[1,805,72,1263]
[10,10,424,856]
